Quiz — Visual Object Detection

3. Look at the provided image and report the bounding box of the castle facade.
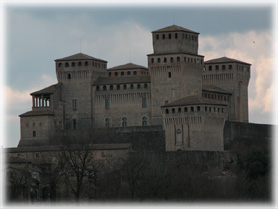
[19,25,251,151]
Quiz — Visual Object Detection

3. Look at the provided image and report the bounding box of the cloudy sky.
[1,2,275,147]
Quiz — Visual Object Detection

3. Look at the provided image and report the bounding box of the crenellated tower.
[148,25,204,125]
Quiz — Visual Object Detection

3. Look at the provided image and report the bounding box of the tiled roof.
[31,83,60,96]
[205,56,251,65]
[19,110,54,117]
[94,75,151,85]
[108,63,147,71]
[152,25,199,34]
[55,52,107,62]
[162,95,227,107]
[202,85,232,94]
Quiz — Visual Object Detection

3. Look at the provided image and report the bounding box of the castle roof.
[152,25,199,34]
[108,63,148,71]
[162,95,227,108]
[202,85,232,94]
[94,75,150,85]
[19,110,54,117]
[31,83,60,96]
[55,52,107,63]
[205,56,251,65]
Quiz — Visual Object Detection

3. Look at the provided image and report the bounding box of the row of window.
[105,95,147,109]
[105,116,148,128]
[26,122,42,127]
[165,106,224,114]
[96,83,148,91]
[202,93,229,102]
[205,64,233,71]
[151,56,203,65]
[108,70,148,77]
[58,61,106,69]
[155,33,198,41]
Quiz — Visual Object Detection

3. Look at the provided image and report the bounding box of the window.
[105,118,110,128]
[178,108,181,113]
[197,106,201,111]
[168,34,171,39]
[73,119,77,129]
[170,57,173,62]
[165,109,169,114]
[121,72,124,76]
[215,65,219,70]
[164,58,167,63]
[134,71,137,75]
[130,84,134,89]
[96,86,100,91]
[124,84,127,90]
[175,33,178,39]
[229,65,233,70]
[35,153,40,159]
[72,99,77,110]
[85,61,88,66]
[176,129,182,145]
[177,57,180,62]
[158,58,161,63]
[184,107,188,112]
[78,62,82,66]
[165,100,168,105]
[105,98,110,110]
[142,95,147,108]
[191,107,194,112]
[65,63,69,67]
[117,85,120,90]
[222,65,226,70]
[68,73,71,79]
[151,58,154,63]
[142,116,147,126]
[58,63,62,67]
[72,62,75,67]
[162,34,165,39]
[172,108,175,113]
[185,34,188,39]
[184,57,186,62]
[122,117,127,128]
[144,84,148,89]
[33,131,36,137]
[156,34,159,40]
[115,72,118,76]
[137,84,141,89]
[168,72,172,78]
[110,85,114,90]
[103,86,107,91]
[109,72,112,77]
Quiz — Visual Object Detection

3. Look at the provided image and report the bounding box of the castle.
[19,25,251,152]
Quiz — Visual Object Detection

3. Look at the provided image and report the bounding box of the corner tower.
[148,25,204,125]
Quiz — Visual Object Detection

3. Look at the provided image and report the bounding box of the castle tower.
[203,57,251,122]
[148,25,204,125]
[55,53,107,130]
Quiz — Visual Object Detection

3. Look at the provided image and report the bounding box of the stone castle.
[19,25,251,152]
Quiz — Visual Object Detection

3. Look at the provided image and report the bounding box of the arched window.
[134,71,137,75]
[71,62,75,67]
[103,86,107,91]
[215,65,219,70]
[197,106,201,111]
[157,58,161,63]
[170,57,173,62]
[222,65,226,70]
[168,72,171,78]
[130,84,134,89]
[110,85,114,90]
[184,107,188,112]
[109,72,112,77]
[65,63,69,67]
[122,117,127,128]
[165,109,169,114]
[85,61,88,66]
[78,62,82,66]
[172,108,175,113]
[229,65,232,70]
[164,58,167,63]
[144,84,148,89]
[105,118,110,128]
[123,84,127,90]
[162,34,165,39]
[177,57,180,62]
[156,34,159,40]
[175,33,178,39]
[178,107,181,113]
[117,85,120,90]
[68,73,71,79]
[142,116,147,126]
[121,72,124,76]
[137,84,141,89]
[191,106,194,112]
[58,63,62,68]
[151,58,154,63]
[127,71,131,75]
[96,86,100,91]
[142,95,147,108]
[209,66,212,71]
[115,72,118,76]
[168,34,171,39]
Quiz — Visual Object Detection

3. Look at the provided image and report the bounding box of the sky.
[1,2,276,148]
